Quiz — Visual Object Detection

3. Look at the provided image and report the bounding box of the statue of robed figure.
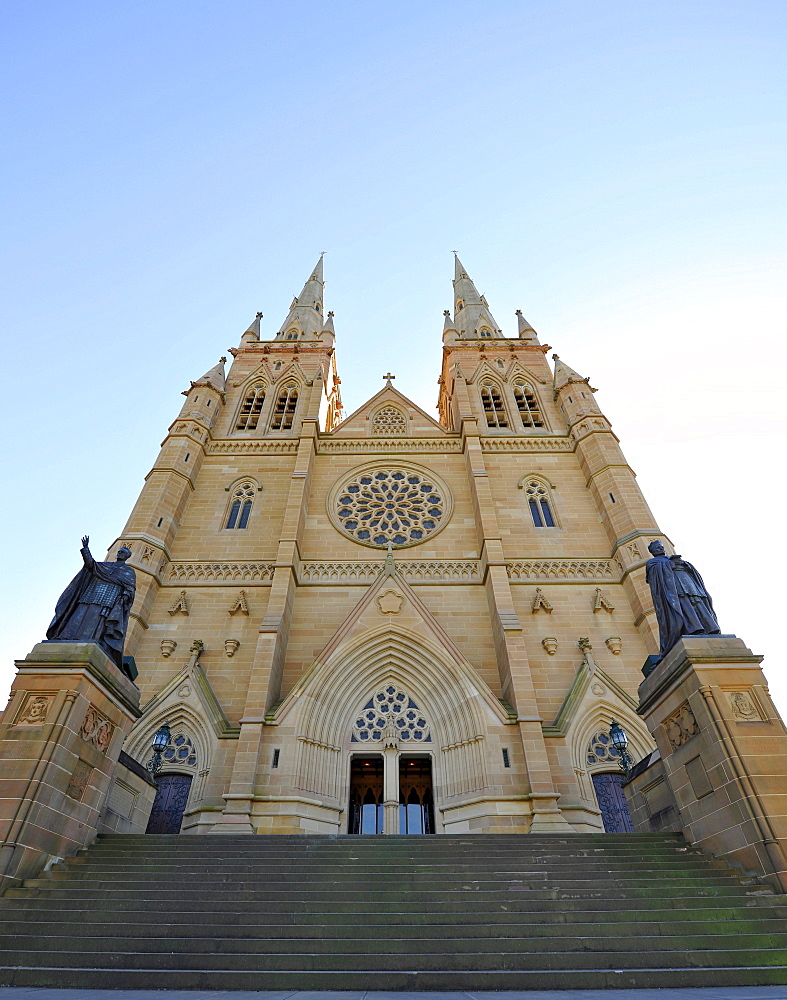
[645,539,720,662]
[46,536,137,678]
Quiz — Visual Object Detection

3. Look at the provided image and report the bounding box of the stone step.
[3,947,787,973]
[5,931,787,955]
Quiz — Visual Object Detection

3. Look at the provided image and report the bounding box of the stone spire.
[191,357,226,393]
[516,309,539,344]
[320,310,336,346]
[552,354,591,393]
[442,309,457,344]
[276,255,326,341]
[452,254,502,338]
[241,311,262,344]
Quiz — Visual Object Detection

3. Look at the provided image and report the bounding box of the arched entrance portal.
[348,755,435,834]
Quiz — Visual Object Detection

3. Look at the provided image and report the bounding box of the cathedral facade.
[113,256,665,837]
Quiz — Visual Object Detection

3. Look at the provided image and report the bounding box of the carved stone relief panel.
[727,689,764,722]
[664,701,700,749]
[81,704,115,754]
[14,693,55,727]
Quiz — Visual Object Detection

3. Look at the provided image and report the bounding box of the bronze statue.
[645,539,720,662]
[46,536,136,677]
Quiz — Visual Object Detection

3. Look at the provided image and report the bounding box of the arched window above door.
[351,683,431,744]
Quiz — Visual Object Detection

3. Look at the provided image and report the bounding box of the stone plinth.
[0,642,141,887]
[637,635,787,891]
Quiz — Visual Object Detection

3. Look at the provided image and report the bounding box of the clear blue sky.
[1,1,785,713]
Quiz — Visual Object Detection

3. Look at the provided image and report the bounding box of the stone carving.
[15,694,53,726]
[66,760,93,801]
[376,590,404,615]
[209,440,299,455]
[578,637,592,651]
[531,588,553,613]
[168,562,275,583]
[228,590,250,615]
[646,540,720,662]
[168,590,190,616]
[605,636,622,655]
[320,439,463,453]
[301,560,479,583]
[507,559,615,581]
[224,639,240,657]
[729,690,762,722]
[480,437,573,453]
[593,588,615,614]
[541,637,558,656]
[371,406,407,436]
[351,683,431,745]
[46,536,137,677]
[664,701,700,749]
[160,639,177,658]
[81,705,115,754]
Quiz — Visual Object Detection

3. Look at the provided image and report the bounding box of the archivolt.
[292,625,490,801]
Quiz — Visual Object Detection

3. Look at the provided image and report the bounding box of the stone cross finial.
[383,373,395,383]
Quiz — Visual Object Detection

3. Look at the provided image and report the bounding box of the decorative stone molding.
[376,590,404,615]
[605,636,622,655]
[66,760,93,801]
[167,563,275,584]
[664,701,700,749]
[224,639,240,658]
[81,705,115,754]
[531,588,553,614]
[14,694,54,727]
[208,440,299,454]
[541,637,558,656]
[228,590,250,615]
[300,560,479,584]
[578,637,592,652]
[593,588,615,613]
[160,639,177,658]
[168,590,190,615]
[319,439,462,453]
[480,437,573,452]
[507,559,616,581]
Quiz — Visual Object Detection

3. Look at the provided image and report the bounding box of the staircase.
[1,833,786,990]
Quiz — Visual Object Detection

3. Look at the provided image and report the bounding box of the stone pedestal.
[636,636,787,892]
[0,642,141,888]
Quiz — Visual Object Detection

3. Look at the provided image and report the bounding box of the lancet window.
[270,384,299,430]
[480,380,508,428]
[235,383,266,431]
[225,481,256,529]
[514,381,545,429]
[524,479,556,527]
[479,327,492,338]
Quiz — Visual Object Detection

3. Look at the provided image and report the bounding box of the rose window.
[351,684,431,743]
[331,466,450,548]
[162,732,197,768]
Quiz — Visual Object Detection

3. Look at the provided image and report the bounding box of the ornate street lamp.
[609,719,634,776]
[147,722,171,776]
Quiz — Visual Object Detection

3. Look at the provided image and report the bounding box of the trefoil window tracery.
[525,479,556,528]
[225,482,256,529]
[352,683,431,744]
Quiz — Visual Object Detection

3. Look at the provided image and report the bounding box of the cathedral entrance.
[592,772,635,833]
[348,757,384,834]
[145,774,193,834]
[399,757,435,834]
[348,755,435,834]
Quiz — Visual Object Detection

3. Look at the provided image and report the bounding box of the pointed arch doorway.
[348,754,435,835]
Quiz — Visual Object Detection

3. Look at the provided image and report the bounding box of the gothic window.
[514,381,545,429]
[225,481,256,529]
[524,479,556,527]
[162,731,198,768]
[235,383,266,431]
[270,384,299,430]
[332,467,449,548]
[286,329,299,341]
[371,406,407,436]
[479,327,492,338]
[480,380,508,428]
[352,683,432,744]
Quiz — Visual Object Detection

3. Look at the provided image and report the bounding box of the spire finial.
[383,372,395,385]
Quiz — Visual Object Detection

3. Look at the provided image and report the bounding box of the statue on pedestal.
[46,536,137,677]
[645,539,720,662]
